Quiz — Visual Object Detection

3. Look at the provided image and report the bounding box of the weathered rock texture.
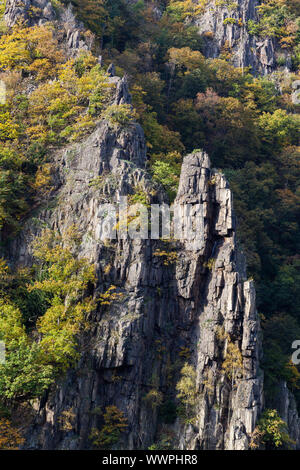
[174,153,263,449]
[4,0,91,55]
[3,0,296,451]
[272,382,300,449]
[9,89,263,449]
[194,0,276,75]
[4,0,56,27]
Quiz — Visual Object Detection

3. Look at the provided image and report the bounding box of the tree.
[170,98,205,152]
[0,418,24,450]
[63,0,108,37]
[166,0,208,22]
[89,406,127,449]
[152,160,180,201]
[28,229,96,371]
[176,362,197,412]
[0,25,114,237]
[195,91,260,167]
[143,389,164,409]
[222,340,244,386]
[0,338,55,401]
[0,229,96,403]
[251,409,293,450]
[0,25,64,77]
[259,109,299,151]
[168,47,205,73]
[102,104,136,126]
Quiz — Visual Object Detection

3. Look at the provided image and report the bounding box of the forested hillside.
[67,0,300,407]
[0,0,299,450]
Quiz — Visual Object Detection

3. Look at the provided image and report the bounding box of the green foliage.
[258,109,299,150]
[204,258,215,270]
[29,229,96,370]
[0,0,6,34]
[222,340,243,383]
[223,17,237,25]
[0,0,299,420]
[254,409,293,449]
[0,338,55,401]
[0,291,55,401]
[98,285,123,306]
[247,0,299,51]
[0,300,26,345]
[0,229,95,402]
[102,104,136,126]
[0,146,29,233]
[62,0,108,37]
[176,362,197,421]
[0,417,24,449]
[151,160,180,201]
[143,389,164,409]
[262,314,300,400]
[166,0,208,22]
[0,24,65,75]
[0,24,114,237]
[148,430,175,450]
[89,405,127,449]
[27,54,112,144]
[129,189,149,207]
[215,0,238,9]
[159,399,177,424]
[154,249,178,266]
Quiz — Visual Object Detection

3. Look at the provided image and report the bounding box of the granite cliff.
[11,119,263,450]
[192,0,277,74]
[7,69,263,449]
[1,0,299,450]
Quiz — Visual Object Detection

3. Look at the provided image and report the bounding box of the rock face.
[194,0,276,75]
[174,153,263,450]
[9,82,263,448]
[4,0,91,55]
[4,0,56,27]
[273,382,300,449]
[4,0,295,451]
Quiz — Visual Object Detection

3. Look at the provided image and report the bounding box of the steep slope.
[1,0,298,450]
[7,79,262,449]
[5,0,91,54]
[4,0,56,26]
[194,0,276,74]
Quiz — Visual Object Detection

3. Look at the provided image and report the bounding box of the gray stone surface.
[10,122,264,449]
[273,382,300,449]
[4,0,91,56]
[3,0,299,450]
[194,0,276,75]
[5,0,56,27]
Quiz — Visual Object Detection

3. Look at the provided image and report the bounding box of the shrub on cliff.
[251,409,294,450]
[89,406,127,449]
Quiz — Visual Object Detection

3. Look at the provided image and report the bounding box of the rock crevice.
[11,117,263,449]
[195,0,276,74]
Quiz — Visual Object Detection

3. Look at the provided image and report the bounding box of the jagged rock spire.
[114,76,132,105]
[107,63,116,77]
[11,144,263,449]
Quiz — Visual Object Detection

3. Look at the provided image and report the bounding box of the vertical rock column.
[174,151,263,449]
